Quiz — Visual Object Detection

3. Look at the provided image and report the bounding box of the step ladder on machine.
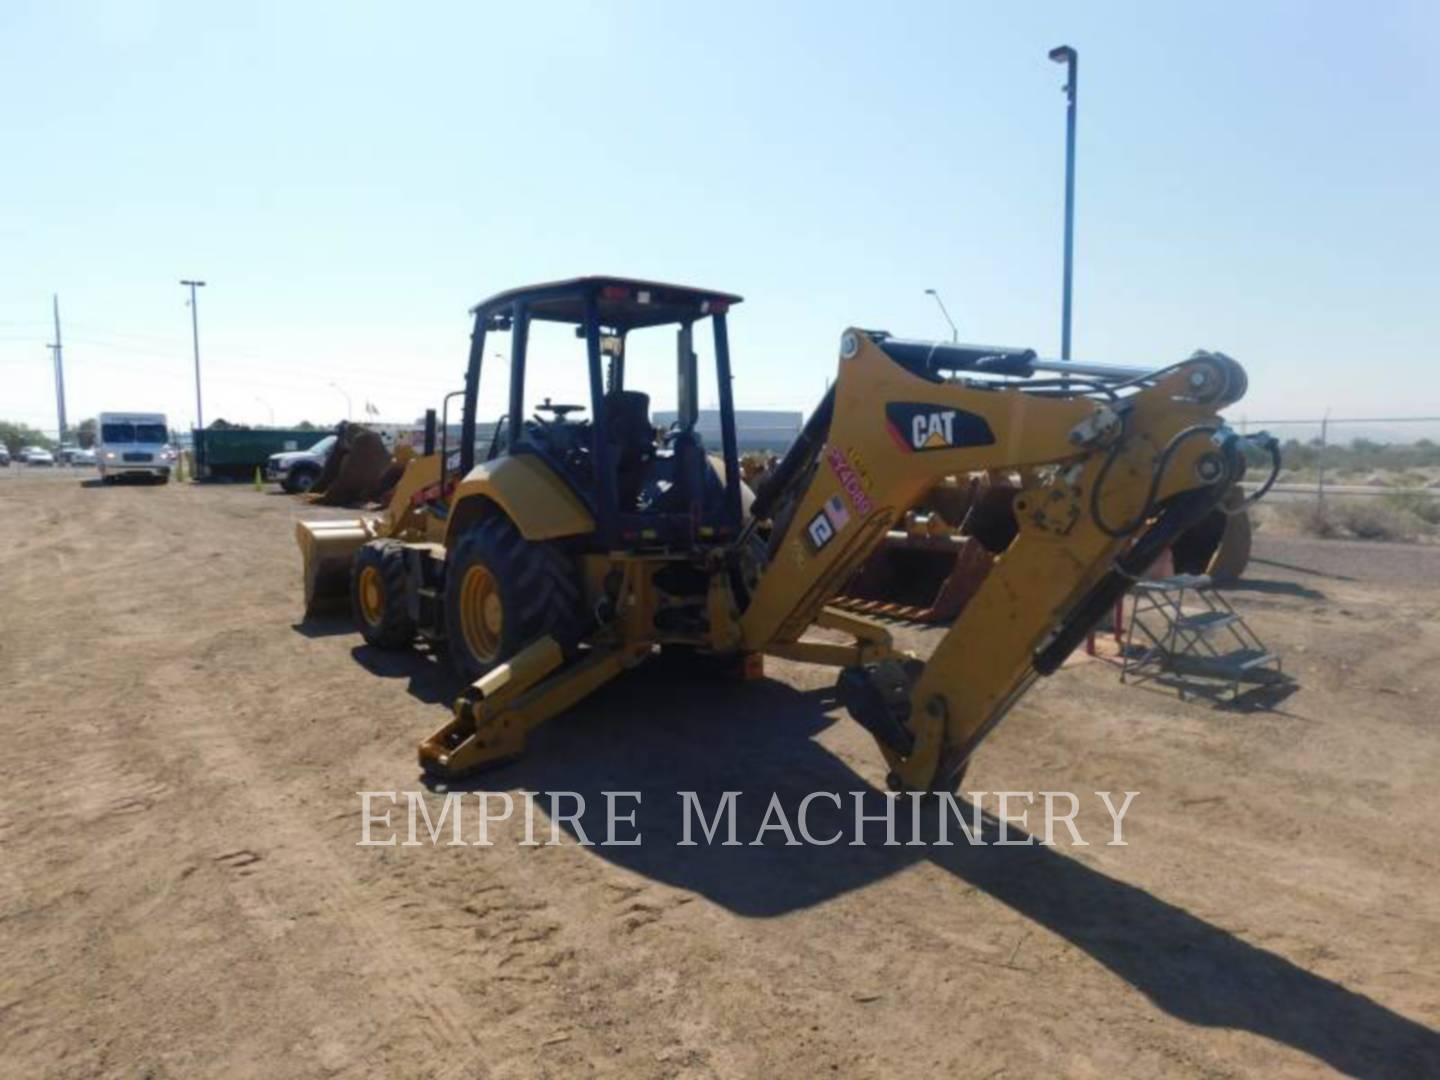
[1120,574,1283,699]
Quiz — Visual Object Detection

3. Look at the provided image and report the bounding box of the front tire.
[444,515,583,683]
[351,540,416,649]
[285,467,319,494]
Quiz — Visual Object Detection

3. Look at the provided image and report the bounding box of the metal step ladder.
[1120,574,1283,699]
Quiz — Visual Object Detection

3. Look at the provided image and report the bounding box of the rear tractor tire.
[351,540,416,649]
[444,515,584,684]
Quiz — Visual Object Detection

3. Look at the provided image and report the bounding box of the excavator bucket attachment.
[837,473,1253,624]
[835,475,1016,624]
[308,423,399,507]
[296,518,374,616]
[836,521,994,623]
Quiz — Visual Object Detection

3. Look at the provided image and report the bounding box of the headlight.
[104,451,116,459]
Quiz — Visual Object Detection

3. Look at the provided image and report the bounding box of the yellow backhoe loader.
[296,276,1277,791]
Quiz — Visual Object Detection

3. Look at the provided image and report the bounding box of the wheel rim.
[459,565,503,664]
[294,472,314,491]
[357,565,385,626]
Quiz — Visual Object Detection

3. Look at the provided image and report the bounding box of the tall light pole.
[181,280,206,429]
[924,288,958,342]
[329,381,353,421]
[1049,44,1077,361]
[254,396,275,425]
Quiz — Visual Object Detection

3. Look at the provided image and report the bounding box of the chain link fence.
[1229,415,1440,502]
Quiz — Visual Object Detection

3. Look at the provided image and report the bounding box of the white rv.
[96,412,175,483]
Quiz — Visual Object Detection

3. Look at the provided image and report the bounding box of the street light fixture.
[1048,45,1078,361]
[180,280,206,429]
[924,288,959,342]
[329,381,353,421]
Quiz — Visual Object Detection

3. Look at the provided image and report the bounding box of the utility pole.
[181,280,206,431]
[1049,45,1078,361]
[48,294,68,443]
[329,382,353,421]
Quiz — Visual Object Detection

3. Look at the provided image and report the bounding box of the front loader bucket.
[835,527,994,623]
[296,518,374,617]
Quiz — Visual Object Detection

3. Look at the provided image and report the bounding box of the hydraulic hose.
[1225,433,1282,513]
[1090,421,1228,539]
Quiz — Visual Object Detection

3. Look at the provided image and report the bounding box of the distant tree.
[76,417,97,448]
[295,420,317,431]
[208,418,234,430]
[0,420,57,455]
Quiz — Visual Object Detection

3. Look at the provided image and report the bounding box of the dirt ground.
[2,468,1438,1078]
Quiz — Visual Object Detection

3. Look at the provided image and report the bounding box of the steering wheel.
[535,397,585,422]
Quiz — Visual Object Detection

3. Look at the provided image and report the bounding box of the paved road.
[1243,482,1437,502]
[1251,532,1440,587]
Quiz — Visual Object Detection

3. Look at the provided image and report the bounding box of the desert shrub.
[1333,501,1424,541]
[1259,437,1440,476]
[1273,498,1431,541]
[1383,492,1440,526]
[1276,501,1340,538]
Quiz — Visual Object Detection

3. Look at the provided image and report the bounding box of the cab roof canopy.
[472,276,742,332]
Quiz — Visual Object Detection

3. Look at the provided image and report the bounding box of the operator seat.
[605,390,655,510]
[669,427,708,516]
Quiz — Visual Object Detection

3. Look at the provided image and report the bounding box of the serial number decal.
[824,445,875,516]
[843,444,874,490]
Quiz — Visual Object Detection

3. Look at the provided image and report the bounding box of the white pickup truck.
[264,434,338,493]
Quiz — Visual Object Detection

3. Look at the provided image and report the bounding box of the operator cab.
[458,276,745,548]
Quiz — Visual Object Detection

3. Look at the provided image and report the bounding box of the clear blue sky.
[2,1,1437,434]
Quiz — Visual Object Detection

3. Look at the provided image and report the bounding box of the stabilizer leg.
[417,637,650,778]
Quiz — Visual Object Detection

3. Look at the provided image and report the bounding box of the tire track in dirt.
[138,656,491,1073]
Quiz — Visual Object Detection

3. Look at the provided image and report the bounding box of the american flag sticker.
[823,494,850,533]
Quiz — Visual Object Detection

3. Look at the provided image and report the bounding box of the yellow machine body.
[299,311,1267,791]
[445,453,596,543]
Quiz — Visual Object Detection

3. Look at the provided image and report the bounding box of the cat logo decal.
[884,402,996,452]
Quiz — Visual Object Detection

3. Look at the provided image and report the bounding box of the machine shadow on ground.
[365,650,1440,1077]
[1248,555,1356,583]
[78,476,169,489]
[1225,576,1329,601]
[290,615,357,639]
[1120,673,1302,715]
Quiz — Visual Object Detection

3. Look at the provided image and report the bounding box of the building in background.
[398,409,802,456]
[653,408,801,452]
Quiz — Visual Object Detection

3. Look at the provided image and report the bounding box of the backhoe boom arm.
[739,329,1260,790]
